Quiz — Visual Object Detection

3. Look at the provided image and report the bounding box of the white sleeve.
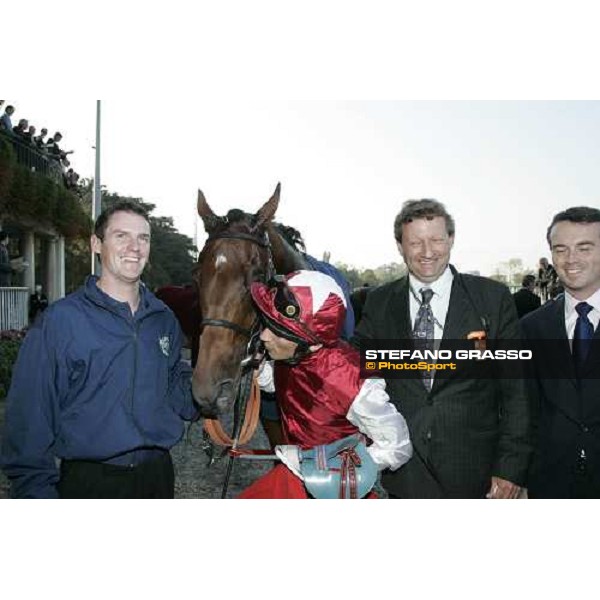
[256,360,275,392]
[346,378,413,472]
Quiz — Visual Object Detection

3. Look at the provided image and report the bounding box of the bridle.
[198,228,274,346]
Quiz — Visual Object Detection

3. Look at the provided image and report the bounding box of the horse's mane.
[272,222,306,253]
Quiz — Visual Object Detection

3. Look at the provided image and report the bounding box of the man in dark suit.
[513,274,541,319]
[522,206,600,498]
[353,199,531,498]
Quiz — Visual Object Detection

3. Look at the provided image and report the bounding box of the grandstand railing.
[0,131,63,184]
[0,288,29,331]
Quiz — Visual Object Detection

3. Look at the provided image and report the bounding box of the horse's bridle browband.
[199,229,274,344]
[206,231,270,248]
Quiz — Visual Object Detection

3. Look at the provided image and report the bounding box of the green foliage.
[0,135,16,200]
[0,137,91,239]
[335,261,407,289]
[0,332,25,399]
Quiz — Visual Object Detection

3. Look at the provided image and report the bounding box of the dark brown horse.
[191,183,307,423]
[154,284,201,365]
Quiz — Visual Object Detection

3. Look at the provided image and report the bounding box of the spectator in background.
[47,131,74,163]
[0,105,15,133]
[0,231,13,287]
[64,168,80,189]
[34,127,48,148]
[23,125,36,145]
[29,284,49,322]
[537,257,558,303]
[512,274,541,319]
[12,118,29,138]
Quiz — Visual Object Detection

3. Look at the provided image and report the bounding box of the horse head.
[191,184,280,418]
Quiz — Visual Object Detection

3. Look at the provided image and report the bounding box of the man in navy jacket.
[1,201,198,498]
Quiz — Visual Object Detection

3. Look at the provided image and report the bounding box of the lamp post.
[91,100,102,275]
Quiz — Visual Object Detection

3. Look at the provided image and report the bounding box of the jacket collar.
[83,275,165,320]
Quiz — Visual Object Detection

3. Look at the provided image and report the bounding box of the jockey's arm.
[346,378,413,471]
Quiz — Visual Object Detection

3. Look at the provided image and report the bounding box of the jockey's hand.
[486,476,521,499]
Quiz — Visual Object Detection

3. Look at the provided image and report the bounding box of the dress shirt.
[564,287,600,349]
[408,266,454,339]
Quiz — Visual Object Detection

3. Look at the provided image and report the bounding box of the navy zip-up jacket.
[0,276,198,498]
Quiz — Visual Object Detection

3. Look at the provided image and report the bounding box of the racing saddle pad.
[299,433,378,499]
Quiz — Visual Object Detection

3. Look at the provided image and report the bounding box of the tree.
[334,261,407,289]
[491,257,531,288]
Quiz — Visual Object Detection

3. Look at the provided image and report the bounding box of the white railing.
[0,288,29,331]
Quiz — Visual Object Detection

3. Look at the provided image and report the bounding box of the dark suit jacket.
[353,268,532,498]
[521,296,600,498]
[513,288,541,319]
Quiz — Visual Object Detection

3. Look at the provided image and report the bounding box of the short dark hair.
[94,201,150,240]
[394,199,455,243]
[522,274,536,288]
[546,206,600,246]
[0,231,8,242]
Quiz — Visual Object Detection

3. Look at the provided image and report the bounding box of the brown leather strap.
[203,375,261,447]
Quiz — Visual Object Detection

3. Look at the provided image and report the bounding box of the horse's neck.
[267,225,309,275]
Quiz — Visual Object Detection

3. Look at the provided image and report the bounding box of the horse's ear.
[254,182,281,230]
[197,189,221,232]
[197,189,214,219]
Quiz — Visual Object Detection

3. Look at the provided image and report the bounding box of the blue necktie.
[573,302,594,375]
[413,288,435,390]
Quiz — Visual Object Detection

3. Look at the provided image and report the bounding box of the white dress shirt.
[408,266,454,339]
[564,287,600,348]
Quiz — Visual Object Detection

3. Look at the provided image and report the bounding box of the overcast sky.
[7,100,599,277]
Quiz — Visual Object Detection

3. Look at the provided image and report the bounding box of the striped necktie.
[413,288,435,390]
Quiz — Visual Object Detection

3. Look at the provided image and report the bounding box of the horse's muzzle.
[192,378,235,418]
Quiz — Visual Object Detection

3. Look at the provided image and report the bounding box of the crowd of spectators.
[0,100,80,190]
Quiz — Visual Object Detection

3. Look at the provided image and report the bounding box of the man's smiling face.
[91,210,151,285]
[398,216,454,284]
[550,220,600,300]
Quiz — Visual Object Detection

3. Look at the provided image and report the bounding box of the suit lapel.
[544,296,577,382]
[439,278,476,343]
[431,278,481,394]
[391,277,412,340]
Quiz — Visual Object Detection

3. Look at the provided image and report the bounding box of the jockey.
[238,270,412,499]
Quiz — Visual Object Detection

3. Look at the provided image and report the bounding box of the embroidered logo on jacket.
[159,335,170,357]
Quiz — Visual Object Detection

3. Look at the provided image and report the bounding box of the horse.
[191,183,307,426]
[154,284,201,366]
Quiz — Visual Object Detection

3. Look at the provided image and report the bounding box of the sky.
[8,100,600,278]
